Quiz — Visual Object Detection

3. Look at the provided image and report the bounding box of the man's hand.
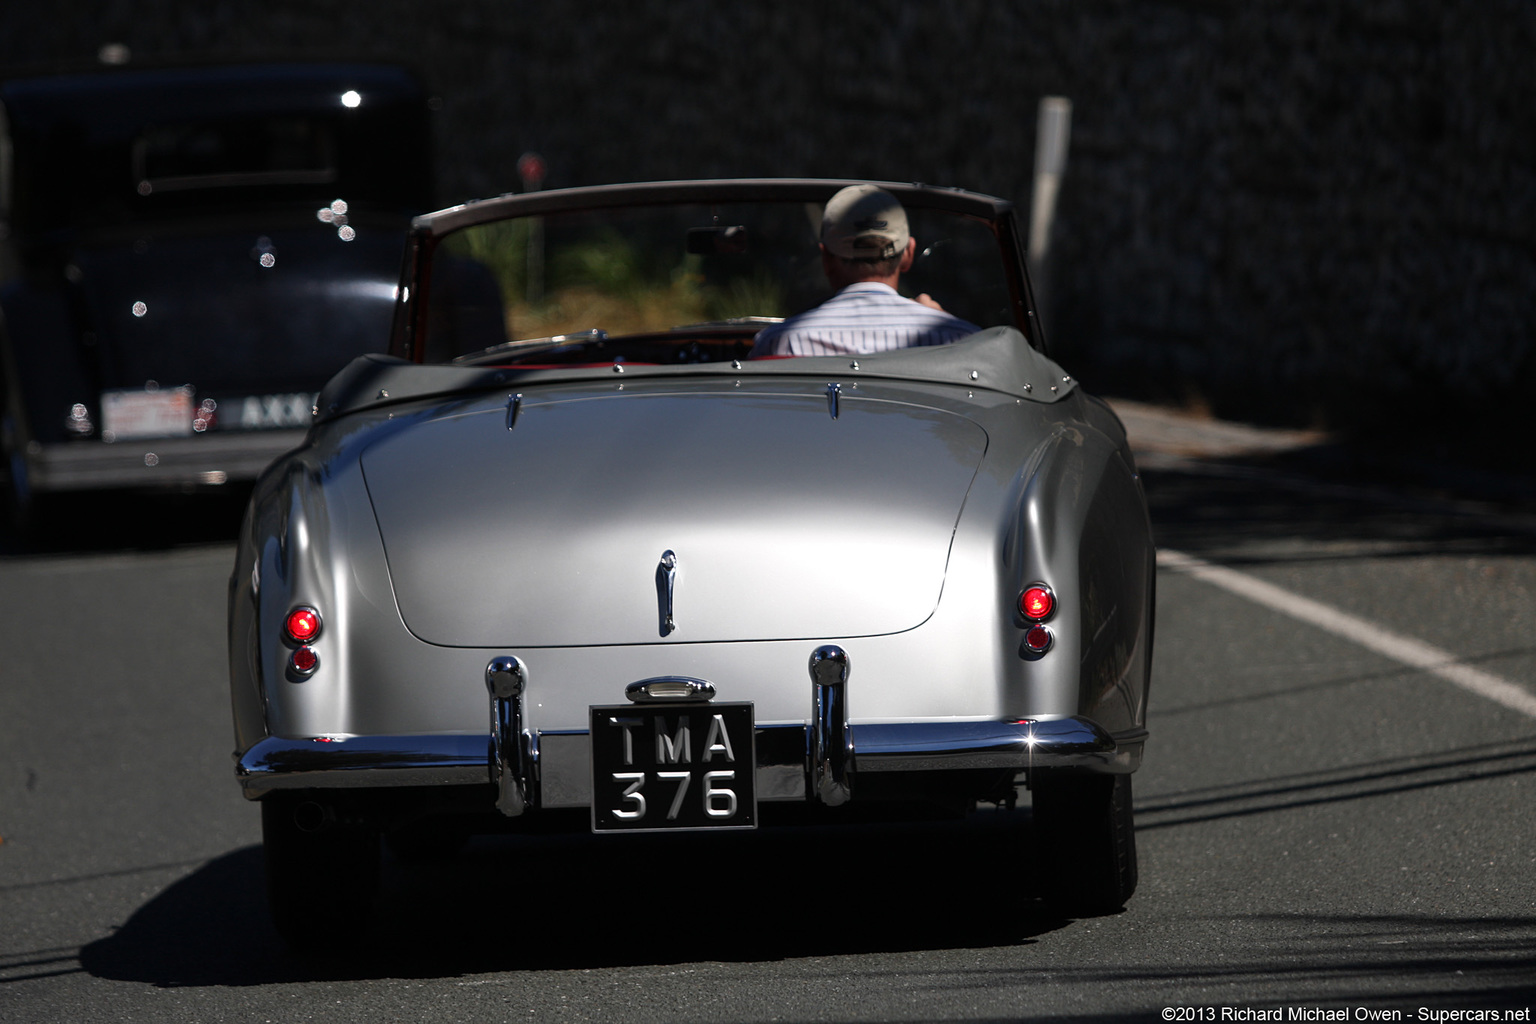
[915,293,945,311]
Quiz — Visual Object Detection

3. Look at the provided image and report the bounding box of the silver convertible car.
[228,179,1155,944]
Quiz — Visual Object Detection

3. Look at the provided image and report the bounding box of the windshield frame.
[388,179,1045,363]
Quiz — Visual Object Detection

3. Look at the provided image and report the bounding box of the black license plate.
[590,702,756,832]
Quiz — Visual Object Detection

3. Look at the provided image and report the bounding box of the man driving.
[749,184,979,357]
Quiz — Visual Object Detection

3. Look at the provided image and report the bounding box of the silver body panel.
[360,384,987,646]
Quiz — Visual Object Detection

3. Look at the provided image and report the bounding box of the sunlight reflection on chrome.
[1016,719,1039,769]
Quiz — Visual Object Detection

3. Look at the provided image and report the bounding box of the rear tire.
[1031,770,1137,916]
[262,794,380,951]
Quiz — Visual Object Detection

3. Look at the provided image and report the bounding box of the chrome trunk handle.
[656,550,678,636]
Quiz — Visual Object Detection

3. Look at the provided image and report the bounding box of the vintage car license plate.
[589,703,756,832]
[101,387,195,441]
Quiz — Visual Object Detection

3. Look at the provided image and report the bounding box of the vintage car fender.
[1001,405,1154,737]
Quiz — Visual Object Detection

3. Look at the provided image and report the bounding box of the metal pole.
[518,153,546,305]
[1028,97,1072,340]
[1029,96,1072,271]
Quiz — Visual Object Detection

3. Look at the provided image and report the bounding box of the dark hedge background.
[4,1,1532,456]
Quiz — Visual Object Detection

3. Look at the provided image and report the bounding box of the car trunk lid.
[361,386,987,646]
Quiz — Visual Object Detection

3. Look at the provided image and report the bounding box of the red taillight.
[290,646,319,676]
[1019,584,1054,621]
[285,607,321,644]
[1023,624,1054,654]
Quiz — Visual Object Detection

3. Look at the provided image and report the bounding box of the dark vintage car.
[228,179,1156,946]
[0,61,432,523]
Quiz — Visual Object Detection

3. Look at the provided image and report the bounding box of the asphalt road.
[2,414,1535,1023]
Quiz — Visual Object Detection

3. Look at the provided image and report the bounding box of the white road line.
[1157,548,1536,721]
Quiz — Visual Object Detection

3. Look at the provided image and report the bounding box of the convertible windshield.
[420,201,1017,365]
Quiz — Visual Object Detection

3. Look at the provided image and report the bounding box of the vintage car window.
[0,65,430,234]
[0,63,432,464]
[132,116,338,194]
[429,202,1015,364]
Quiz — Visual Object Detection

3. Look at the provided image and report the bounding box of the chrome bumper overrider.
[234,717,1145,800]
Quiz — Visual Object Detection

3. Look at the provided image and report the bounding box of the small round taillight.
[1023,624,1054,655]
[285,606,322,644]
[289,646,320,678]
[1019,584,1054,621]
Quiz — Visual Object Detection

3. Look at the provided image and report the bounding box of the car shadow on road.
[79,809,1069,986]
[72,833,1536,1007]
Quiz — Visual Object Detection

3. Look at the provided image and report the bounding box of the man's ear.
[898,236,917,273]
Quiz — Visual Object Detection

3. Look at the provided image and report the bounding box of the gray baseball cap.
[820,184,909,260]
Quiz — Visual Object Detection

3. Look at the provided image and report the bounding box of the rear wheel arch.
[1012,425,1153,723]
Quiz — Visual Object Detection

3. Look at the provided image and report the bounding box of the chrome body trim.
[809,645,853,806]
[826,381,842,419]
[484,655,529,816]
[234,717,1142,800]
[625,676,716,703]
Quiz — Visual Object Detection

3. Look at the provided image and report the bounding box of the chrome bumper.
[235,733,490,796]
[855,718,1143,773]
[234,717,1144,800]
[28,430,306,491]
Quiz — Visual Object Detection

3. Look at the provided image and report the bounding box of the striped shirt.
[749,282,979,357]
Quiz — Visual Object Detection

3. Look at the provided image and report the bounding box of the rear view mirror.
[686,225,749,255]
